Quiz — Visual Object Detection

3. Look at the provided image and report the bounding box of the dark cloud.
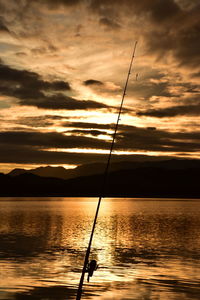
[140,70,166,81]
[99,17,121,30]
[31,45,58,56]
[0,130,110,164]
[146,0,180,23]
[2,0,199,71]
[16,116,54,128]
[0,17,9,33]
[0,144,160,165]
[182,83,200,94]
[19,94,112,110]
[0,63,71,92]
[4,115,71,130]
[0,131,109,149]
[63,121,113,130]
[19,0,182,24]
[0,0,199,167]
[147,127,156,130]
[35,0,82,7]
[83,79,104,86]
[69,129,108,136]
[128,73,199,104]
[176,0,200,10]
[1,124,200,158]
[130,80,172,100]
[17,115,69,128]
[0,144,104,165]
[90,0,181,21]
[137,103,200,118]
[90,0,200,70]
[15,52,27,57]
[0,63,112,110]
[192,72,200,78]
[144,5,200,69]
[49,81,70,90]
[115,124,200,153]
[47,115,69,120]
[1,123,200,165]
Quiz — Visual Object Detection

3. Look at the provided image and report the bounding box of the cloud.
[144,4,200,69]
[35,0,82,8]
[116,124,200,153]
[1,125,200,165]
[69,129,107,136]
[130,80,172,100]
[19,94,111,110]
[99,17,121,30]
[147,127,156,130]
[2,0,199,74]
[0,0,200,167]
[63,121,112,130]
[142,0,180,23]
[90,0,181,21]
[2,124,199,153]
[16,115,69,128]
[0,143,157,165]
[0,17,9,33]
[16,116,54,128]
[0,131,109,149]
[137,103,200,118]
[0,144,104,165]
[0,63,71,91]
[176,0,200,10]
[1,123,200,166]
[89,0,200,70]
[83,80,122,101]
[0,63,112,110]
[83,79,104,86]
[192,72,200,78]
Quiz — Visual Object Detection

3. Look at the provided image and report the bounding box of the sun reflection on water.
[0,198,200,299]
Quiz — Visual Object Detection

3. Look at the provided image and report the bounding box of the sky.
[0,0,200,173]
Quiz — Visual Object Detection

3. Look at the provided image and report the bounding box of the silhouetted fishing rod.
[76,41,138,300]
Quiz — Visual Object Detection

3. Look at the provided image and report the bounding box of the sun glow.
[43,148,187,157]
[45,148,136,155]
[42,148,200,159]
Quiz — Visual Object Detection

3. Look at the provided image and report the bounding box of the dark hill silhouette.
[8,164,109,179]
[1,159,200,198]
[7,154,173,179]
[9,166,75,179]
[8,158,200,180]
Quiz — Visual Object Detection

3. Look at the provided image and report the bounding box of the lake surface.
[0,198,200,300]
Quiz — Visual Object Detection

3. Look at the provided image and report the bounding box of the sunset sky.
[0,0,200,173]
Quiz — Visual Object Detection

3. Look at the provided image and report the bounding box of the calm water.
[0,198,200,300]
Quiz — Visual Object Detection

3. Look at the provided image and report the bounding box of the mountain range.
[8,158,200,180]
[1,158,200,198]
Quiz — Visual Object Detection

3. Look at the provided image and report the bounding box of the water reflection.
[0,198,200,299]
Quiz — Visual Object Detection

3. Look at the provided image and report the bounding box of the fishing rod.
[76,41,138,300]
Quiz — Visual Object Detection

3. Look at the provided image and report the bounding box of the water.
[0,198,200,300]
